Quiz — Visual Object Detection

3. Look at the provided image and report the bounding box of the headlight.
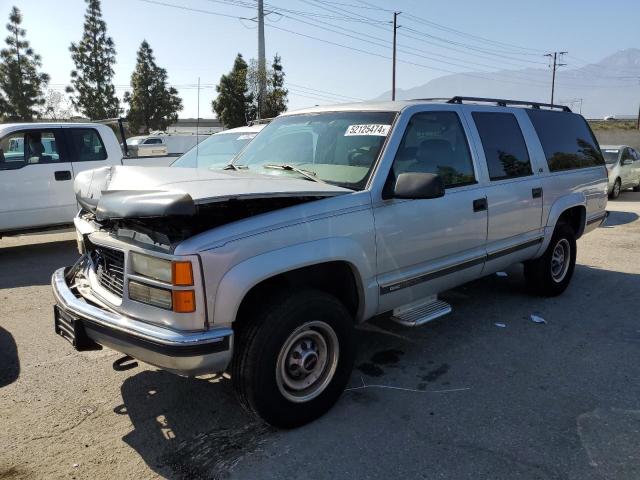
[131,252,172,283]
[129,281,172,310]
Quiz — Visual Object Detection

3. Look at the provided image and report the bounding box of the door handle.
[54,170,72,181]
[532,187,543,199]
[473,198,487,212]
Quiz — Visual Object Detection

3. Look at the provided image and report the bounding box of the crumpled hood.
[74,166,350,219]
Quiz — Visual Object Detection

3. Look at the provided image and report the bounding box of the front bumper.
[51,267,233,376]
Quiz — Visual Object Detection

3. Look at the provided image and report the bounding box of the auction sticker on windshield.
[344,124,391,136]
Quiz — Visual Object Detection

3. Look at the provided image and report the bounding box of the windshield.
[602,149,619,164]
[231,111,396,189]
[171,131,258,168]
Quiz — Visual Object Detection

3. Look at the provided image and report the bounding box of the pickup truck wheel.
[633,182,640,192]
[231,289,355,428]
[609,178,621,199]
[524,223,576,297]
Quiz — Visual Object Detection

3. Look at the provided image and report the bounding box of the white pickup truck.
[0,122,174,236]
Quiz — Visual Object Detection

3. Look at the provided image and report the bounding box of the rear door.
[463,109,544,271]
[65,127,114,178]
[0,127,76,232]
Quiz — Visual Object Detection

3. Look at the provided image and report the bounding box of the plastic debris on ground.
[530,314,547,324]
[494,322,507,328]
[496,271,508,277]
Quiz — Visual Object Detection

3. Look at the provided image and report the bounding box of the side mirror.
[394,172,445,199]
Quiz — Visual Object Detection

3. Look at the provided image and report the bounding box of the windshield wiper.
[222,163,248,171]
[263,164,325,183]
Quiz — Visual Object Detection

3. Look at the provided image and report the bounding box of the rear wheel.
[231,289,355,428]
[633,181,640,192]
[524,223,577,297]
[610,178,621,199]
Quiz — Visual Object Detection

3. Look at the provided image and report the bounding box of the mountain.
[373,49,640,119]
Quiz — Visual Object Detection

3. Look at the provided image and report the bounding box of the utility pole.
[392,11,400,101]
[257,0,266,119]
[545,51,567,105]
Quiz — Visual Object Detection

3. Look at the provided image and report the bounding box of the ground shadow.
[118,263,640,479]
[602,210,639,227]
[119,369,273,479]
[0,240,78,289]
[0,326,19,388]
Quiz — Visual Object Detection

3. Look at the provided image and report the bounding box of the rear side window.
[526,110,604,171]
[69,128,107,161]
[392,111,475,188]
[472,112,532,180]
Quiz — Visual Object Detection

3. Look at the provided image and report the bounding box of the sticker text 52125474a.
[344,124,391,136]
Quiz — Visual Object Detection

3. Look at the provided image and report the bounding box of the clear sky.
[1,0,638,118]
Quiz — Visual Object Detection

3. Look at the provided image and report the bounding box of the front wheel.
[524,223,577,297]
[231,289,355,428]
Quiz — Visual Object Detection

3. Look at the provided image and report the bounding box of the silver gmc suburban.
[52,97,608,428]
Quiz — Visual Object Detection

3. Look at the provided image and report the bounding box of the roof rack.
[411,96,572,112]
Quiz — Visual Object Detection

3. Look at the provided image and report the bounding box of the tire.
[231,289,355,428]
[633,182,640,193]
[609,178,621,199]
[524,223,577,297]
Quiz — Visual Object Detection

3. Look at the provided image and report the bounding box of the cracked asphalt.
[1,193,639,480]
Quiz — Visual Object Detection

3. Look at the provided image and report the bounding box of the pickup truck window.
[391,111,475,188]
[69,128,107,162]
[472,112,532,181]
[526,109,604,171]
[0,130,63,170]
[232,111,396,190]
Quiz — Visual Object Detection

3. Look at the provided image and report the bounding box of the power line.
[137,0,635,92]
[354,0,546,55]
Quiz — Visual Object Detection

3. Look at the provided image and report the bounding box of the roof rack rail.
[411,96,572,112]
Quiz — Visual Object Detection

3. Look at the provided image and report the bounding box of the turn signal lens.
[172,290,196,313]
[172,261,194,286]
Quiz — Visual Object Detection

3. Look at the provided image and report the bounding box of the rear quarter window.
[526,110,604,171]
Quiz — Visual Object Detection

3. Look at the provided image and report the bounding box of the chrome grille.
[91,246,125,298]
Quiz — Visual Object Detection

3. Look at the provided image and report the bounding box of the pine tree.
[68,0,119,119]
[212,53,253,129]
[263,54,288,118]
[0,6,49,121]
[123,40,182,133]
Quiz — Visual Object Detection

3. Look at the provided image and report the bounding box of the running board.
[391,296,452,327]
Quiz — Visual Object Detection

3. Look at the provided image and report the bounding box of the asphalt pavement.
[1,194,639,480]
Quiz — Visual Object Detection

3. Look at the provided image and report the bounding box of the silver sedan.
[602,145,640,199]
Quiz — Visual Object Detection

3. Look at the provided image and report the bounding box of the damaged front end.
[74,165,347,246]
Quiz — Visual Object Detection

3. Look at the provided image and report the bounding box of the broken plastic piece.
[494,322,506,328]
[530,314,547,324]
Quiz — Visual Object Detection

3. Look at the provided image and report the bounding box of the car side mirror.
[393,172,445,199]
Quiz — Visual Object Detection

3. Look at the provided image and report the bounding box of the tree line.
[0,0,288,132]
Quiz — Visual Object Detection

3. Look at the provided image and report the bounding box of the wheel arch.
[539,193,586,254]
[212,238,376,327]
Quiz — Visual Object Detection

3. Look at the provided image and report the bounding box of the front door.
[619,147,636,189]
[0,128,76,232]
[373,110,488,312]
